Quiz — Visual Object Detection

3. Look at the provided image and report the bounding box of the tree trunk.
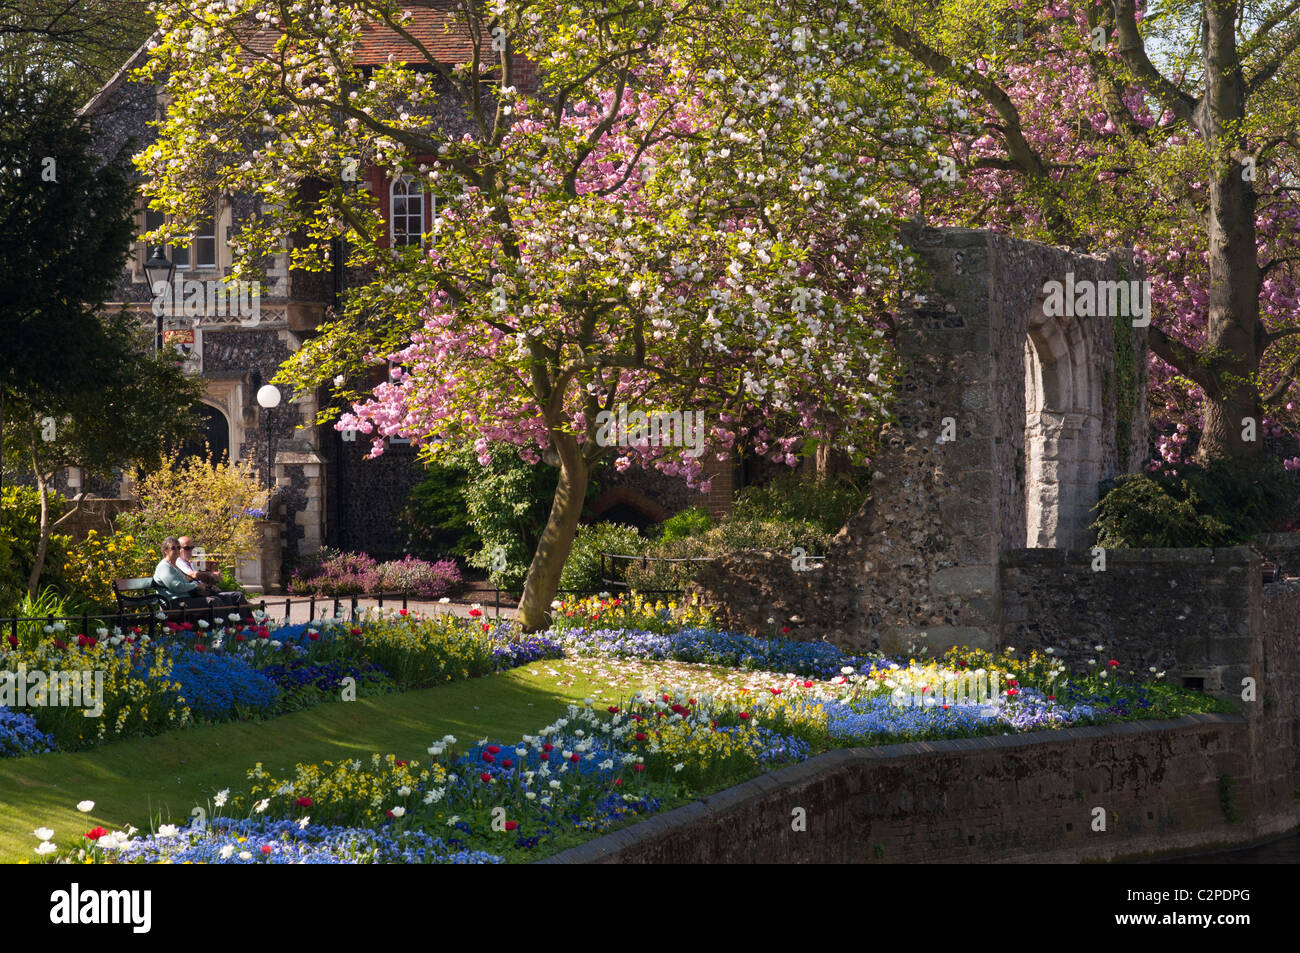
[516,449,590,631]
[1194,0,1262,464]
[28,471,51,599]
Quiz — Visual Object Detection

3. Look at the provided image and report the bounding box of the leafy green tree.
[0,71,201,596]
[3,307,201,597]
[0,1,155,97]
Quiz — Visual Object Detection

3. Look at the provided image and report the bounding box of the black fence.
[0,591,429,643]
[0,583,707,643]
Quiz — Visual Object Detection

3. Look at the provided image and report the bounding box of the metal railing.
[0,578,716,643]
[0,590,426,643]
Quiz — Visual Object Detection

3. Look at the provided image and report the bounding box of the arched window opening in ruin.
[1024,308,1103,548]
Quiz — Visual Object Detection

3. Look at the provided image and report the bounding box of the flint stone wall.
[692,226,1149,656]
[542,582,1300,863]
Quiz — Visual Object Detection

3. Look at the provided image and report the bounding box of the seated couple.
[153,536,251,619]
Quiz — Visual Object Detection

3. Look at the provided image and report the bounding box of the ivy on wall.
[1113,310,1137,466]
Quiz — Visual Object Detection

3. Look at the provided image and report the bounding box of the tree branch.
[1147,323,1211,386]
[1112,0,1200,131]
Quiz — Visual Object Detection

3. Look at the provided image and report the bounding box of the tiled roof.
[355,1,476,66]
[82,1,481,112]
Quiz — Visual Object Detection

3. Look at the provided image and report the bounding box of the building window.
[390,175,427,247]
[144,202,218,271]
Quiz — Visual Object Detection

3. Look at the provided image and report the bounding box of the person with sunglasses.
[154,536,251,619]
[176,537,218,585]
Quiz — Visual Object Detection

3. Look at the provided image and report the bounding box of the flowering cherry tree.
[870,0,1300,467]
[137,0,967,627]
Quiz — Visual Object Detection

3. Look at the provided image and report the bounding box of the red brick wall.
[702,455,735,519]
[510,52,538,95]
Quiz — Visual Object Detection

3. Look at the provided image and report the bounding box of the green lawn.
[0,661,622,863]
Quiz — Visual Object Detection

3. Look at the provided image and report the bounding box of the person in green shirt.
[154,537,252,620]
[154,538,204,601]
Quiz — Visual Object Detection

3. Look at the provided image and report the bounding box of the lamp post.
[143,248,175,355]
[256,383,281,490]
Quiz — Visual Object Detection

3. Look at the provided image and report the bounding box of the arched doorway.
[176,402,231,464]
[1024,307,1102,547]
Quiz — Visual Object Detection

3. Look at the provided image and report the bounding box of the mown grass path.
[0,662,620,863]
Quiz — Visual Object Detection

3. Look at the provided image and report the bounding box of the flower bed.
[1,608,563,756]
[11,594,1233,862]
[28,633,1231,864]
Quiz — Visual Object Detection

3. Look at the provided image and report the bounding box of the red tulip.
[260,845,273,855]
[635,732,647,742]
[468,608,482,618]
[399,609,408,616]
[295,797,313,807]
[633,764,645,773]
[486,745,500,754]
[614,778,623,787]
[781,626,791,634]
[482,752,495,763]
[385,810,394,818]
[350,628,362,636]
[1007,688,1019,697]
[607,705,619,713]
[1109,659,1119,667]
[4,634,16,649]
[771,688,782,696]
[738,712,750,720]
[85,827,108,840]
[539,751,549,761]
[308,632,320,641]
[569,753,580,763]
[504,820,517,831]
[502,759,514,769]
[803,681,813,688]
[479,772,492,782]
[542,743,553,752]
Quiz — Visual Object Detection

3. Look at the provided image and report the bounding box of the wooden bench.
[112,577,169,616]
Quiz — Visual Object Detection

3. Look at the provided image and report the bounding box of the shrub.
[1092,458,1299,547]
[288,550,381,596]
[460,443,562,590]
[624,517,828,590]
[62,529,161,610]
[653,506,714,542]
[0,487,70,611]
[399,461,480,560]
[117,451,265,567]
[731,470,867,535]
[377,556,464,599]
[559,522,645,592]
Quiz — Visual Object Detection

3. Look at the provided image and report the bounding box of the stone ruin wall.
[692,226,1150,656]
